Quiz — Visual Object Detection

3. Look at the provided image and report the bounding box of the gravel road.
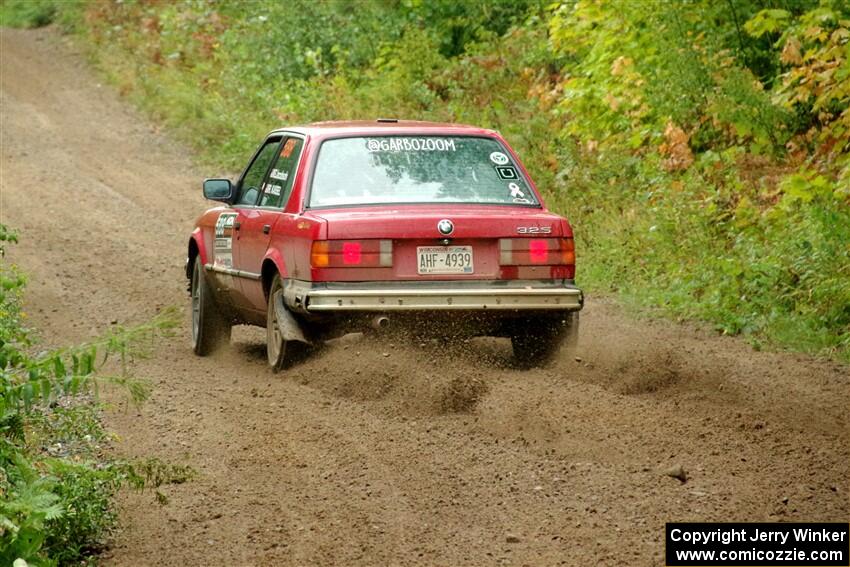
[2,27,847,566]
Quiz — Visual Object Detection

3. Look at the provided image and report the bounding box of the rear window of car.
[308,136,539,208]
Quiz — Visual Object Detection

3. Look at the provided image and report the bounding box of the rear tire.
[190,257,231,356]
[511,312,579,368]
[267,274,295,372]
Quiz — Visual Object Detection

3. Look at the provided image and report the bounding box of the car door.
[234,135,305,314]
[226,135,283,314]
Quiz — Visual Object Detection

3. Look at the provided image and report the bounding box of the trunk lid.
[312,205,565,240]
[309,205,569,281]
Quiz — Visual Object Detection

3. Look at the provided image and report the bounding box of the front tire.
[511,313,579,368]
[190,257,230,356]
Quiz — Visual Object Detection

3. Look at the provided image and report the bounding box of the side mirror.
[202,178,234,203]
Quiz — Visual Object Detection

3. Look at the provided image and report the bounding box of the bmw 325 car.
[186,120,583,369]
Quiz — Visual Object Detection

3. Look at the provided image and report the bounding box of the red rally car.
[187,120,583,370]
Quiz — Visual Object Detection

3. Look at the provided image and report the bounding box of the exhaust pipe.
[371,316,390,331]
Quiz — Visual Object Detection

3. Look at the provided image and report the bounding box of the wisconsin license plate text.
[417,246,474,275]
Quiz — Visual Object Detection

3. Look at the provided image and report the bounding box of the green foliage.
[0,0,57,28]
[548,0,801,155]
[767,3,850,160]
[0,0,82,30]
[1,226,187,564]
[745,8,793,37]
[41,457,193,564]
[77,0,534,167]
[39,459,118,564]
[0,453,63,566]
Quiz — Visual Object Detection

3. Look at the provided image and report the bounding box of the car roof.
[271,120,498,139]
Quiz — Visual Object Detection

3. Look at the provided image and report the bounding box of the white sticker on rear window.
[496,165,518,180]
[366,138,457,152]
[490,151,509,165]
[508,182,525,199]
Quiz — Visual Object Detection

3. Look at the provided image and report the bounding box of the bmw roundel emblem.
[437,219,454,235]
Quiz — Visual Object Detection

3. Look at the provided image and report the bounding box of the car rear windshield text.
[309,136,539,208]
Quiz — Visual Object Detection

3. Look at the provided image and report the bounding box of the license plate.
[417,246,474,275]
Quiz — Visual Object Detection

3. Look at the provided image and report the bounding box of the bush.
[0,0,81,30]
[0,0,57,28]
[1,225,188,565]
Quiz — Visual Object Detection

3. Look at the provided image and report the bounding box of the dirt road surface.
[2,28,848,566]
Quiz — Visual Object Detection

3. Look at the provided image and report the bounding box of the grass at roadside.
[2,0,847,362]
[0,0,79,29]
[1,225,192,565]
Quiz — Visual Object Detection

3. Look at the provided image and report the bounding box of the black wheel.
[190,257,231,356]
[267,274,294,372]
[511,313,579,368]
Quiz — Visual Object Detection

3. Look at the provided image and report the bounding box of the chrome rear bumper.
[285,280,583,312]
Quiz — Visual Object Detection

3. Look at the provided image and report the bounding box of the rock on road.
[1,27,848,566]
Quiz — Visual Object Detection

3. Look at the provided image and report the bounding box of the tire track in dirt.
[2,27,848,566]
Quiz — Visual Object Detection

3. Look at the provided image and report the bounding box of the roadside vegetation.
[0,225,191,565]
[1,0,847,362]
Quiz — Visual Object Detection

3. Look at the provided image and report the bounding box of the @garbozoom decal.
[366,138,457,152]
[213,212,238,269]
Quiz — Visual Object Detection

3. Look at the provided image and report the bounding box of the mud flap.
[563,312,580,351]
[273,293,311,345]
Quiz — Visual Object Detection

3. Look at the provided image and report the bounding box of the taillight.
[311,240,393,268]
[311,241,330,267]
[529,239,548,263]
[499,238,575,266]
[560,237,575,266]
[342,242,361,265]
